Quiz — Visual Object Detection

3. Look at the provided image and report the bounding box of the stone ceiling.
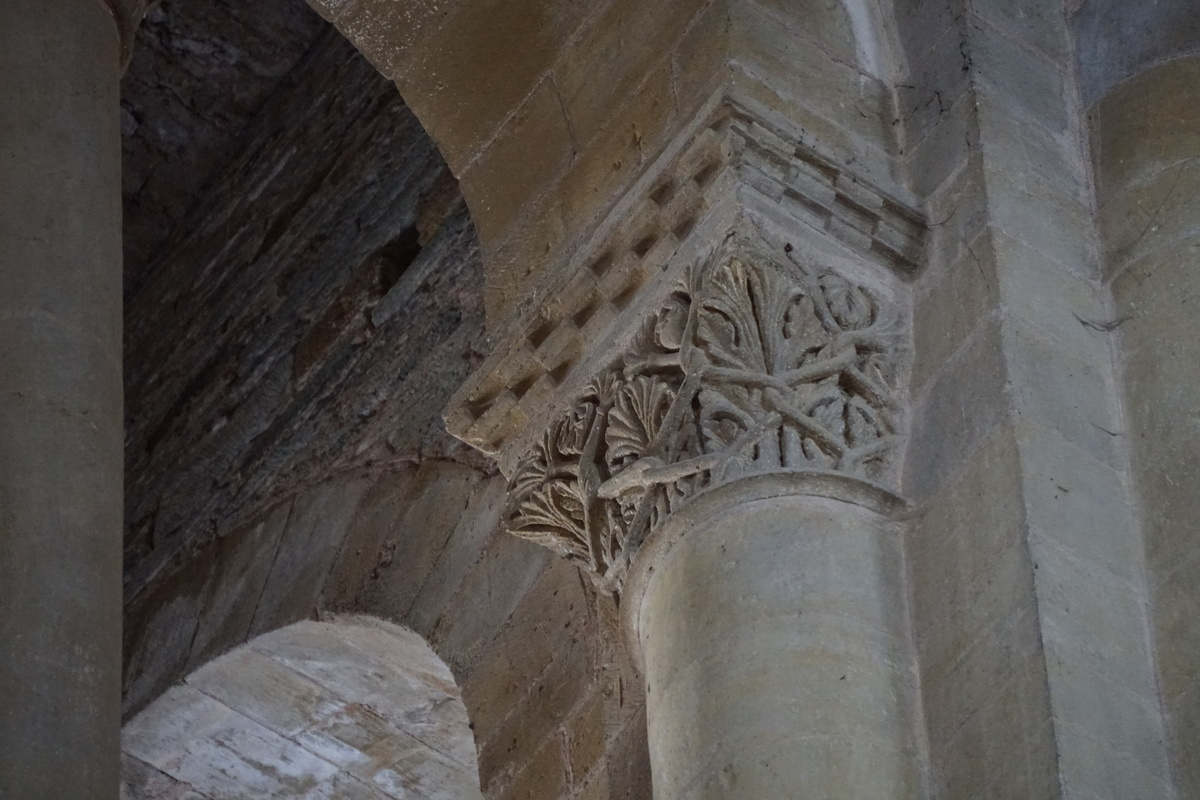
[119,0,490,600]
[121,0,326,299]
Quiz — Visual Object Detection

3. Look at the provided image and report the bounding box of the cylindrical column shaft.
[628,487,923,799]
[1095,55,1200,798]
[0,0,124,796]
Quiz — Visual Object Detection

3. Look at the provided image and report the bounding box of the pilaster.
[898,2,1177,796]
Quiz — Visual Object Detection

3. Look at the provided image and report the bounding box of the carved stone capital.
[443,97,925,591]
[504,236,909,590]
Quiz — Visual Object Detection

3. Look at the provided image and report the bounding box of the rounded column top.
[619,469,908,666]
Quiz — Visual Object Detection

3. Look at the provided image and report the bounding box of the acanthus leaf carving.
[504,238,907,592]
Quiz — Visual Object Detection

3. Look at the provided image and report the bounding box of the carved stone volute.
[504,238,907,592]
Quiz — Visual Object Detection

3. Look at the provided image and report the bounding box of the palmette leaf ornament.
[606,376,675,469]
[505,241,907,591]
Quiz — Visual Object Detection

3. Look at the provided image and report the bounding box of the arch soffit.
[121,617,484,800]
[1072,0,1200,107]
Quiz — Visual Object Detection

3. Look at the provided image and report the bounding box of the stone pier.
[443,102,929,797]
[626,481,919,798]
[0,0,142,796]
[1094,53,1200,797]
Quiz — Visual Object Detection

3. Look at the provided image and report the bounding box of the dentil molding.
[443,96,927,590]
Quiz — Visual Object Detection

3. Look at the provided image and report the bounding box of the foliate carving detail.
[445,104,927,456]
[505,242,905,590]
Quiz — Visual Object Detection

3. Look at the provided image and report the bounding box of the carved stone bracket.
[504,238,906,591]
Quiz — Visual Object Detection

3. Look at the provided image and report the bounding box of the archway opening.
[121,617,483,799]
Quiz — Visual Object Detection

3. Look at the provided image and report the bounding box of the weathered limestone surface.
[0,0,124,796]
[123,619,483,799]
[898,1,1178,797]
[322,466,651,800]
[1072,0,1200,105]
[1094,54,1200,799]
[306,0,902,326]
[630,489,921,799]
[118,6,653,798]
[110,2,1200,799]
[123,460,652,800]
[900,1,1175,797]
[444,84,928,796]
[446,105,923,475]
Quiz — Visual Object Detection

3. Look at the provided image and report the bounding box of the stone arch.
[302,0,905,324]
[121,616,484,799]
[1073,0,1200,106]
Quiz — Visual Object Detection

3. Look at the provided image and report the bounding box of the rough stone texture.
[247,479,368,638]
[122,22,488,602]
[122,619,483,799]
[116,9,652,768]
[120,0,327,299]
[309,0,903,326]
[427,45,923,796]
[122,459,650,800]
[446,105,924,478]
[633,492,923,799]
[900,2,1173,797]
[108,2,1200,799]
[1071,0,1200,106]
[1095,53,1200,800]
[327,467,647,800]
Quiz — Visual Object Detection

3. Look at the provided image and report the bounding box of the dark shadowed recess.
[120,0,489,602]
[121,0,327,298]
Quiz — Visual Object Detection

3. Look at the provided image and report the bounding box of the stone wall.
[899,1,1172,797]
[325,467,652,800]
[1072,0,1200,106]
[120,0,326,297]
[117,2,1200,798]
[123,460,651,800]
[123,619,483,799]
[308,0,901,327]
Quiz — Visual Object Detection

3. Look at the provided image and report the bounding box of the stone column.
[1094,54,1200,798]
[443,105,927,798]
[483,224,924,797]
[0,0,139,796]
[624,477,918,798]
